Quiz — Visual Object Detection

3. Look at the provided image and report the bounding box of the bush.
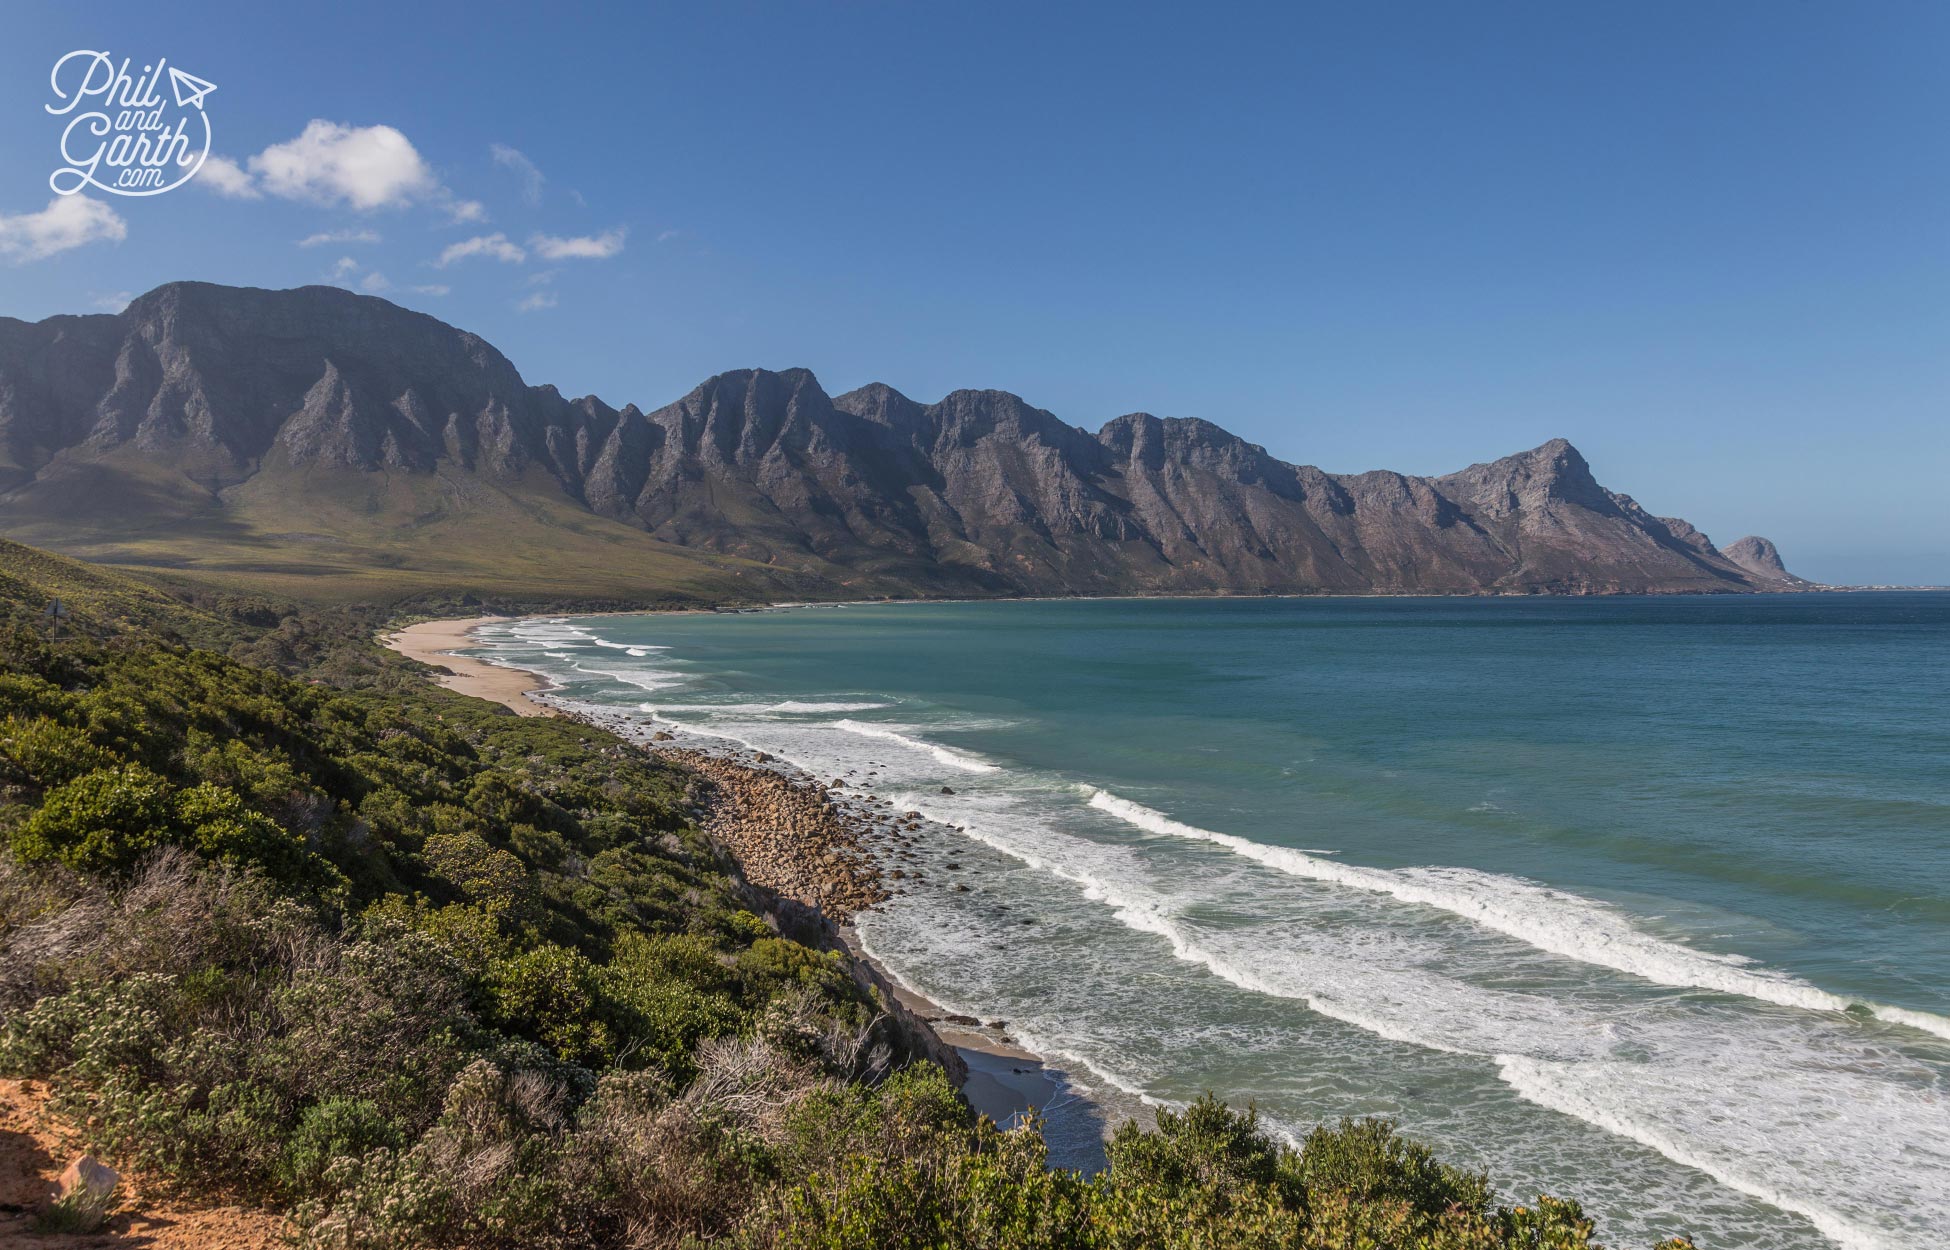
[487,943,618,1067]
[278,1098,406,1195]
[0,714,111,788]
[13,764,175,873]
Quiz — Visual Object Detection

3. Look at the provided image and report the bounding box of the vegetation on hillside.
[0,541,1693,1248]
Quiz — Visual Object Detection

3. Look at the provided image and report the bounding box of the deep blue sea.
[469,594,1950,1250]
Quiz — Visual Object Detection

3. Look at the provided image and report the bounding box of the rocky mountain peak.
[0,281,1799,599]
[1723,535,1805,584]
[1434,437,1611,518]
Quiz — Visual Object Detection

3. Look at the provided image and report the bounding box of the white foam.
[889,791,1514,1057]
[850,921,1166,1109]
[1082,788,1909,1023]
[830,720,1000,773]
[1866,1004,1950,1043]
[904,787,1948,1249]
[1497,1053,1939,1250]
[589,637,669,654]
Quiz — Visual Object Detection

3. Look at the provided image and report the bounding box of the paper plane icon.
[168,66,217,110]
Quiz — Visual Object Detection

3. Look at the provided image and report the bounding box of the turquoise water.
[470,595,1950,1250]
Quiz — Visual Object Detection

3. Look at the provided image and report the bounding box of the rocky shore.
[380,635,1110,1154]
[663,747,889,921]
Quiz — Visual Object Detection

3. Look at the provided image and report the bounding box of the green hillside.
[0,455,859,606]
[0,534,233,641]
[0,538,1691,1248]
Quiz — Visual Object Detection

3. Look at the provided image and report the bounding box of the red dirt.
[0,1078,287,1249]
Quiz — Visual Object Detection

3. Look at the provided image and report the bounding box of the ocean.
[467,594,1950,1250]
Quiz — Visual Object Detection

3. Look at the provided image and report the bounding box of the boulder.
[56,1155,119,1205]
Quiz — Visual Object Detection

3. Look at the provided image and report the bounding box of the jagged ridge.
[0,282,1802,597]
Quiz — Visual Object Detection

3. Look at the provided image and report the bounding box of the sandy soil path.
[0,1078,286,1249]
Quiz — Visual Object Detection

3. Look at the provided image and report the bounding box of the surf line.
[1083,788,1950,1042]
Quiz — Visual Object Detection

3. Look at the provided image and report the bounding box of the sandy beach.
[382,617,557,716]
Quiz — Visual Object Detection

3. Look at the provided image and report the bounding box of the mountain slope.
[0,282,1786,599]
[1722,534,1812,586]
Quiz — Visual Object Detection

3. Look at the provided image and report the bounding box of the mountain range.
[0,281,1806,602]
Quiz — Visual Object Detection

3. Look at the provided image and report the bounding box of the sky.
[0,1,1944,585]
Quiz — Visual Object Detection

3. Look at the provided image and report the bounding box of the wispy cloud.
[360,271,391,293]
[491,144,545,206]
[435,232,526,267]
[410,283,450,297]
[330,256,360,278]
[444,198,488,224]
[516,290,558,312]
[92,290,135,312]
[530,227,626,260]
[298,228,382,248]
[0,196,127,264]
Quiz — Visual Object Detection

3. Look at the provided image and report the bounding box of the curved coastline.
[383,616,559,715]
[386,603,1950,1248]
[378,615,1086,1142]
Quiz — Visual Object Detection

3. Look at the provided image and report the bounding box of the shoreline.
[383,615,1093,1139]
[653,741,1087,1138]
[382,617,559,716]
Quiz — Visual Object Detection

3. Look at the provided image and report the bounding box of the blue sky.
[1,1,1944,584]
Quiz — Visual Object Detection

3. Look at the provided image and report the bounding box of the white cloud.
[525,269,557,286]
[360,271,391,293]
[298,228,381,248]
[0,196,128,264]
[410,283,450,297]
[250,120,439,210]
[516,291,558,312]
[444,198,488,224]
[491,144,544,206]
[92,290,135,313]
[435,232,526,267]
[655,228,682,243]
[530,227,625,260]
[195,154,260,199]
[330,256,360,278]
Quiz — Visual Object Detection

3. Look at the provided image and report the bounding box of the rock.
[940,786,955,794]
[652,730,675,742]
[1723,535,1810,585]
[56,1154,118,1205]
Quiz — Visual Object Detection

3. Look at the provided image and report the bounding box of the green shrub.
[487,943,618,1067]
[13,764,175,873]
[0,714,111,787]
[278,1098,405,1195]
